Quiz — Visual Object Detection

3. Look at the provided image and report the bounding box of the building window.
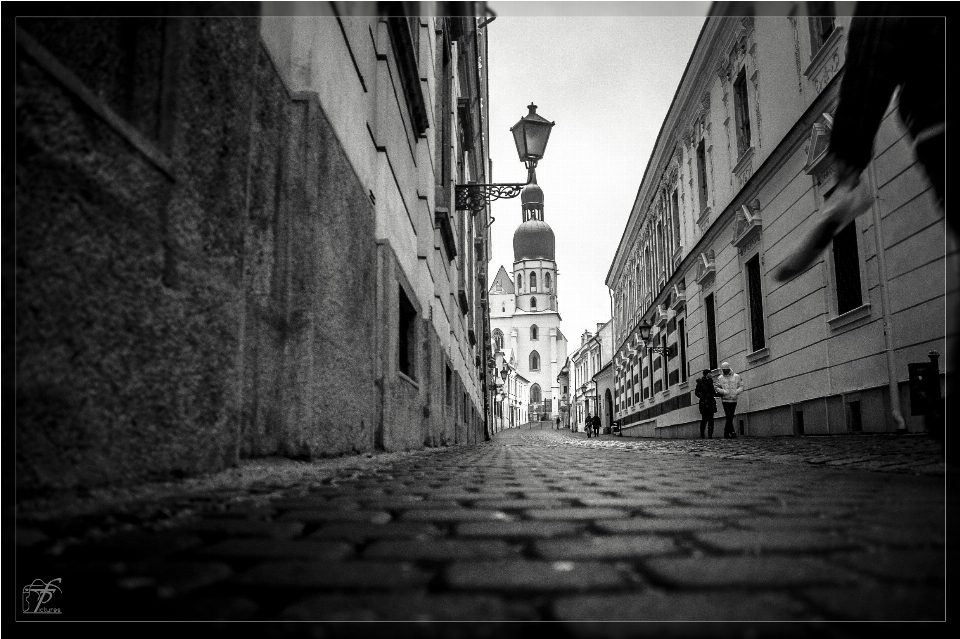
[530,351,540,371]
[530,297,537,310]
[733,67,752,158]
[445,364,453,405]
[493,329,504,352]
[745,254,766,351]
[678,318,688,383]
[530,272,537,292]
[808,1,836,53]
[671,189,681,251]
[530,325,539,340]
[544,272,552,291]
[705,293,719,370]
[517,273,523,291]
[833,221,863,314]
[398,284,417,379]
[387,16,429,138]
[697,139,709,215]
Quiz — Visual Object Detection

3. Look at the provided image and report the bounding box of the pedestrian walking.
[585,413,591,437]
[694,369,721,439]
[715,362,744,439]
[771,3,950,449]
[592,414,601,437]
[556,416,561,430]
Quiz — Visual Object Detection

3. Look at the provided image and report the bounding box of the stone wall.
[14,16,384,496]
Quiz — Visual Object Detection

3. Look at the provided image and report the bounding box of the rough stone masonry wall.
[14,16,379,496]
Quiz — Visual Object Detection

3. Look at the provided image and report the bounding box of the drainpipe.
[867,165,907,433]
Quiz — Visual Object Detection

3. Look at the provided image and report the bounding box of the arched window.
[517,273,523,291]
[492,329,504,352]
[545,272,552,291]
[530,384,542,403]
[530,297,537,310]
[530,325,539,340]
[530,272,538,292]
[529,351,540,371]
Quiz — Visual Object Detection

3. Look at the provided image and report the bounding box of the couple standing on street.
[695,363,744,439]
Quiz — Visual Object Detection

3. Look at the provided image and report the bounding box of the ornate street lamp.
[456,103,555,212]
[637,320,677,357]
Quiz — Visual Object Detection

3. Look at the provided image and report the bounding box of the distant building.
[489,174,568,423]
[568,321,613,432]
[606,5,945,438]
[15,5,493,493]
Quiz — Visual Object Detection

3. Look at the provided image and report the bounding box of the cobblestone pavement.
[15,428,951,631]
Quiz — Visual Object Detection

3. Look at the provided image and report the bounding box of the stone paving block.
[533,535,677,560]
[847,523,945,547]
[733,516,842,531]
[643,556,860,588]
[233,561,433,590]
[279,592,532,621]
[363,538,515,561]
[383,500,463,510]
[158,595,259,621]
[596,518,726,534]
[15,527,49,548]
[399,508,512,522]
[551,591,811,621]
[116,560,234,599]
[178,519,304,540]
[196,538,354,561]
[802,584,944,620]
[309,521,441,542]
[575,496,670,508]
[694,529,864,554]
[523,507,630,520]
[445,560,627,591]
[463,497,566,508]
[831,549,946,583]
[456,521,584,538]
[642,506,754,519]
[64,530,204,559]
[276,509,393,525]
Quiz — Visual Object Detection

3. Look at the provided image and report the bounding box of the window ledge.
[745,347,770,364]
[678,381,689,390]
[398,371,420,389]
[803,26,845,80]
[827,303,872,331]
[733,146,755,175]
[661,389,671,398]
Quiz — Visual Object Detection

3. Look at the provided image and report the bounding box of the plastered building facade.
[15,3,493,494]
[606,6,946,438]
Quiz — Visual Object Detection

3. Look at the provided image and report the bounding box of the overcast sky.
[484,1,708,354]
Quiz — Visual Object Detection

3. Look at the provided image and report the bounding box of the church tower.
[489,170,567,422]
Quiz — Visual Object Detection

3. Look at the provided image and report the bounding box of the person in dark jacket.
[592,414,601,437]
[694,369,721,439]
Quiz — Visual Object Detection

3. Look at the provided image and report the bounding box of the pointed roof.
[489,266,514,294]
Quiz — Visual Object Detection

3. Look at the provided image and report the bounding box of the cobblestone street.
[16,428,950,628]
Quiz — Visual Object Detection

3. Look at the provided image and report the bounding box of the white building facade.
[607,6,945,438]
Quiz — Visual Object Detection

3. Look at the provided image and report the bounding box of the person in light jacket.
[715,362,744,439]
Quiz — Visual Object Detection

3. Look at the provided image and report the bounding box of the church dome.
[513,220,555,261]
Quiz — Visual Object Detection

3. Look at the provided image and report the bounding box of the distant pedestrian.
[715,362,744,439]
[694,368,721,439]
[556,416,561,430]
[592,414,601,437]
[585,413,591,437]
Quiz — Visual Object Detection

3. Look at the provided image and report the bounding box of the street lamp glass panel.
[638,320,652,343]
[511,103,555,163]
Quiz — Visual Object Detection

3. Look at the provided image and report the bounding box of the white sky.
[484,1,708,354]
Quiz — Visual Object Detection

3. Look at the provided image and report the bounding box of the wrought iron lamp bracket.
[456,182,526,212]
